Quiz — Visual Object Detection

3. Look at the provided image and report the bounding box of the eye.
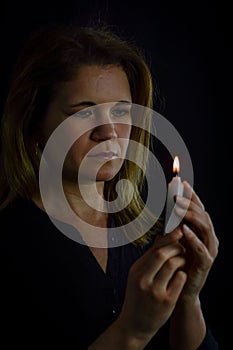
[111,107,131,118]
[75,108,93,119]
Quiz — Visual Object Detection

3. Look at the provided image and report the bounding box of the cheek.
[70,129,91,151]
[123,125,132,151]
[117,125,132,158]
[117,124,132,139]
[66,137,87,163]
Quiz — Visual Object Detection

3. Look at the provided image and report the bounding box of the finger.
[153,255,186,293]
[174,195,219,256]
[175,205,217,251]
[175,194,208,235]
[182,180,193,201]
[182,222,219,260]
[175,195,192,211]
[183,181,205,210]
[154,229,184,248]
[182,224,208,254]
[175,195,203,217]
[175,182,219,258]
[136,239,186,283]
[167,270,187,299]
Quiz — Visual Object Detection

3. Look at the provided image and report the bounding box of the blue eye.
[111,108,130,117]
[76,109,93,118]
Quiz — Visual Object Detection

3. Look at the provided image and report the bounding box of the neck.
[33,180,108,226]
[64,180,108,225]
[33,180,109,247]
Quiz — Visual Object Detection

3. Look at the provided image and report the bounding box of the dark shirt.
[0,198,219,349]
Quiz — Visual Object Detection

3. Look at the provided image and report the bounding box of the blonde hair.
[0,24,162,244]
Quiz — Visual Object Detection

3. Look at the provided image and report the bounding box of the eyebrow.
[68,100,132,108]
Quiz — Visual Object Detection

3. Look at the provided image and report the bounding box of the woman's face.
[41,65,132,184]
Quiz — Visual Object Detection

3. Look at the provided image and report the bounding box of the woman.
[0,24,219,349]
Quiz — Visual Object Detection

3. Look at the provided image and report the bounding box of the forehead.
[56,65,132,104]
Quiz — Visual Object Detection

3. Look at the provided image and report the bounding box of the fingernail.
[174,206,186,216]
[175,195,184,203]
[182,224,192,234]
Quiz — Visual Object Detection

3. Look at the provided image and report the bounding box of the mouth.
[87,151,118,160]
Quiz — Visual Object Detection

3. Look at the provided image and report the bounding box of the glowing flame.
[173,156,180,174]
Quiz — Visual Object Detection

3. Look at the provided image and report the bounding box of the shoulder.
[0,197,43,228]
[0,198,26,228]
[0,197,57,249]
[0,197,86,252]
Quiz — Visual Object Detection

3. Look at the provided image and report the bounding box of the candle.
[164,156,184,234]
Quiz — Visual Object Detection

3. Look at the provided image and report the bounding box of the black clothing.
[0,198,219,349]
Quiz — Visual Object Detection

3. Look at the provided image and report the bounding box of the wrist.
[175,293,201,308]
[170,295,206,350]
[114,315,154,350]
[89,317,153,350]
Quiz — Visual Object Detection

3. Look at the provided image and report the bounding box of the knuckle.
[166,258,177,270]
[138,276,150,292]
[196,243,206,255]
[204,212,213,229]
[154,248,167,261]
[166,256,184,271]
[159,294,174,308]
[128,263,141,283]
[212,238,220,258]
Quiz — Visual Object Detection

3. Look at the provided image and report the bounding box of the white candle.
[164,156,184,234]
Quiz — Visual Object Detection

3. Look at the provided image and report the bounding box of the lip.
[87,151,118,160]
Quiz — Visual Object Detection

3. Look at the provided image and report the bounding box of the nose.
[91,123,117,141]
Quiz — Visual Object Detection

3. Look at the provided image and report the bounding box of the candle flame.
[173,156,180,174]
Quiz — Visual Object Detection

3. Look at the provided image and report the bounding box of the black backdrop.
[1,1,231,349]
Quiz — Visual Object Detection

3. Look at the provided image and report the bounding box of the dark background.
[1,1,231,349]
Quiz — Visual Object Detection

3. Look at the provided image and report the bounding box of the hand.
[174,181,219,299]
[117,230,187,342]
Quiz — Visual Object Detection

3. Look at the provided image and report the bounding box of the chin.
[95,171,118,182]
[76,159,124,183]
[95,162,122,182]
